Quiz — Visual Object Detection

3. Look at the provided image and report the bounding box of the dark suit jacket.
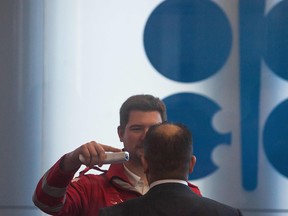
[99,183,243,216]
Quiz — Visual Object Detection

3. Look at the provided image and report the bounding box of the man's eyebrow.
[129,124,144,128]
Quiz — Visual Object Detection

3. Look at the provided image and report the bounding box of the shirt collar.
[123,164,149,194]
[150,179,188,189]
[123,164,141,186]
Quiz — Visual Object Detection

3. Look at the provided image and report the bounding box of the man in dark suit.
[99,122,243,216]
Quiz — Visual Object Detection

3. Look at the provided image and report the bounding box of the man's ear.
[117,126,124,142]
[189,155,196,173]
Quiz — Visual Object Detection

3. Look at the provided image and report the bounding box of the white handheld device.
[79,151,129,164]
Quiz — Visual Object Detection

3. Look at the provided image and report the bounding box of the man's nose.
[140,128,150,139]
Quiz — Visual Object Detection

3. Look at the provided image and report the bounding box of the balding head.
[143,122,196,184]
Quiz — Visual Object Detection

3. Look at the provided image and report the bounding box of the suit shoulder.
[200,197,242,215]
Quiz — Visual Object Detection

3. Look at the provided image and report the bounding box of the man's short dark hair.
[119,94,167,128]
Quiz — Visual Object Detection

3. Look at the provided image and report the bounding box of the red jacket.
[33,156,201,216]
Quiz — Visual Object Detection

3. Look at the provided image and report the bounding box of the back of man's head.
[143,122,194,183]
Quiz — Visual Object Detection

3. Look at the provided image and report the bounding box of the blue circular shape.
[263,0,288,80]
[263,99,288,177]
[163,93,231,179]
[144,0,232,82]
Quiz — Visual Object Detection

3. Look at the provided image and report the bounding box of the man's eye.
[131,127,142,131]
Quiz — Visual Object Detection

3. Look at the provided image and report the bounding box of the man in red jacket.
[33,94,201,216]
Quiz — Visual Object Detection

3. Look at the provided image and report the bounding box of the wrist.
[60,153,81,172]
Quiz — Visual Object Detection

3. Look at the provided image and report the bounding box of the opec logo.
[143,0,288,191]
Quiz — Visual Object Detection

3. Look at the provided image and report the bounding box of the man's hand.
[61,141,122,172]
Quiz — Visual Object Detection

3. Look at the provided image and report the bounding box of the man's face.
[118,110,162,165]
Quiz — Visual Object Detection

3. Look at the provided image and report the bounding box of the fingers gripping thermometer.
[79,151,129,164]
